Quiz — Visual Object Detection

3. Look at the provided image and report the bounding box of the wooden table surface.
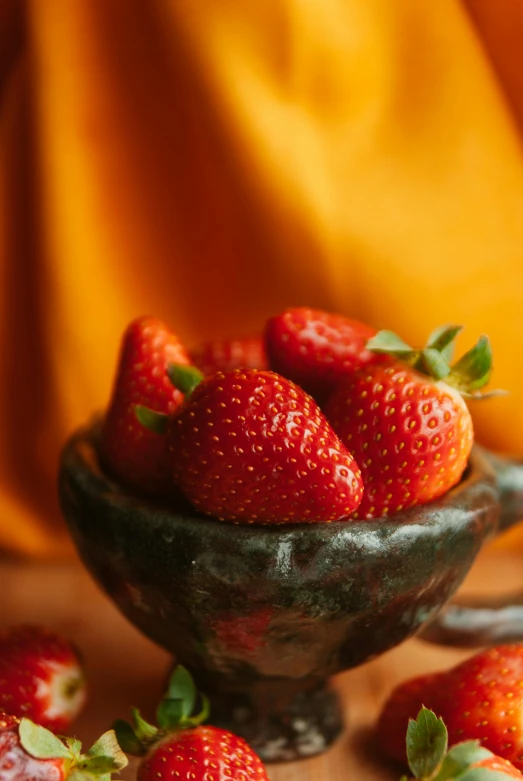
[1,544,522,781]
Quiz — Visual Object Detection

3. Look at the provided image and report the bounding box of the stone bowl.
[58,424,520,762]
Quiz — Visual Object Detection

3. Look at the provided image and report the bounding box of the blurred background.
[1,0,523,557]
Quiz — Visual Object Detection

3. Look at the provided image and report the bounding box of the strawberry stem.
[367,326,499,398]
[114,666,210,756]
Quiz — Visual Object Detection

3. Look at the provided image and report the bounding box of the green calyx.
[135,405,169,434]
[403,707,510,781]
[113,665,210,757]
[18,719,128,780]
[134,364,204,435]
[167,364,204,397]
[367,325,502,398]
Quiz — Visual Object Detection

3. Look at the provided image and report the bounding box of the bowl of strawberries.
[58,308,523,763]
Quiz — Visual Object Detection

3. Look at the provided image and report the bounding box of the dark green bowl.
[59,424,500,761]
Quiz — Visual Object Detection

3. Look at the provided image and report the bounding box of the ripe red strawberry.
[115,666,269,781]
[0,712,127,781]
[377,672,445,762]
[138,726,267,781]
[167,368,363,523]
[0,626,86,733]
[325,362,473,519]
[324,327,494,519]
[264,307,379,402]
[401,707,522,781]
[442,645,523,771]
[100,316,190,495]
[189,335,268,376]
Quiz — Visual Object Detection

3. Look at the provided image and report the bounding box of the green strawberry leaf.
[157,698,186,730]
[131,709,158,743]
[164,666,197,720]
[135,405,169,434]
[427,325,463,362]
[433,741,492,781]
[69,772,115,781]
[366,330,415,355]
[447,336,492,393]
[456,767,518,781]
[184,693,211,729]
[65,738,83,754]
[419,348,451,381]
[69,772,100,781]
[406,707,448,780]
[167,364,204,396]
[19,719,71,760]
[85,730,128,771]
[77,757,122,774]
[112,719,145,757]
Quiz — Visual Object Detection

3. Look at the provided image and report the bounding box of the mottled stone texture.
[59,425,501,761]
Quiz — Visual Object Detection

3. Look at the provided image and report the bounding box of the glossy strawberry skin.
[189,336,268,376]
[324,362,473,519]
[0,626,86,734]
[443,645,523,771]
[377,672,445,763]
[0,713,64,781]
[138,726,268,781]
[100,316,190,495]
[168,369,363,524]
[264,307,379,402]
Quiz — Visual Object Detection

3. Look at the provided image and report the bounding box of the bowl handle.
[419,447,523,648]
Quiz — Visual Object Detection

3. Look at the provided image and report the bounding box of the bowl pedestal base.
[190,670,343,762]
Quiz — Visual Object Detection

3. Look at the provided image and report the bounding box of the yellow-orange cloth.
[1,0,523,556]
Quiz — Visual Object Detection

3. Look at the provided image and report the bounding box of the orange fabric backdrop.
[1,0,523,557]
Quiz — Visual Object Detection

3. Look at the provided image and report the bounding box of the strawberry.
[324,326,494,519]
[0,712,127,781]
[378,673,445,762]
[167,368,363,523]
[99,316,190,495]
[115,666,269,781]
[0,626,86,733]
[442,645,523,771]
[264,307,379,402]
[400,707,522,781]
[189,335,268,376]
[137,726,266,781]
[377,646,523,771]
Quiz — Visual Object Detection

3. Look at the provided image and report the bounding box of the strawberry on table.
[264,307,379,402]
[115,665,269,781]
[399,707,522,781]
[443,645,523,771]
[377,645,523,771]
[189,335,268,376]
[0,712,127,781]
[377,672,445,763]
[0,626,86,733]
[325,326,494,519]
[167,368,364,523]
[100,316,190,495]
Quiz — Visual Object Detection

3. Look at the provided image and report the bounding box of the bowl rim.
[60,420,500,542]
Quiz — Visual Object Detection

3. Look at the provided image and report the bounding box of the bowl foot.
[190,671,343,763]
